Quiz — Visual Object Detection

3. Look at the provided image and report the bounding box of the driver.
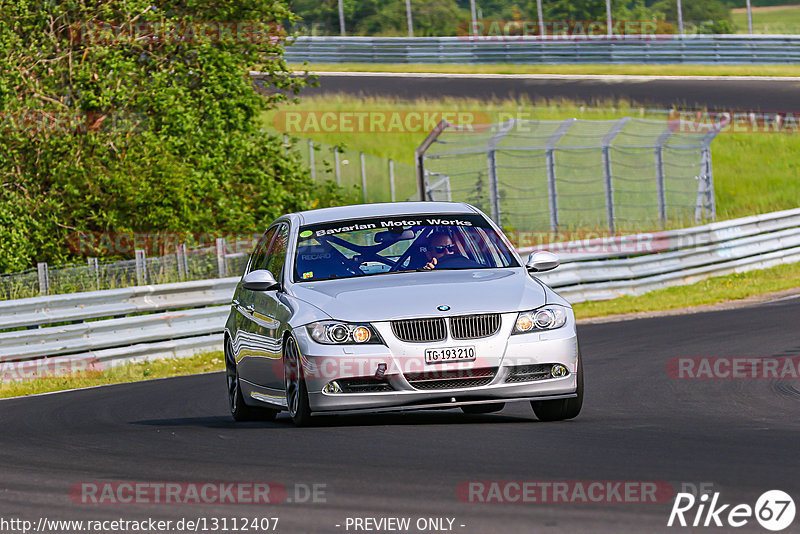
[421,232,460,270]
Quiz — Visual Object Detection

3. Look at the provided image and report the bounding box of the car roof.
[295,201,478,226]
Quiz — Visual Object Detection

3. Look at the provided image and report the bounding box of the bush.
[0,0,333,271]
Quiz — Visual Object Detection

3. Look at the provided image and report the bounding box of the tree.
[0,0,329,271]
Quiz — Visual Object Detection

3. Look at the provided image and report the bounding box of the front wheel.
[284,336,313,427]
[531,353,583,422]
[226,337,278,422]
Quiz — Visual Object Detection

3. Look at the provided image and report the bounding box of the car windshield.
[293,213,519,282]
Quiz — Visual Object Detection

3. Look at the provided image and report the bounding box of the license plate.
[425,346,476,364]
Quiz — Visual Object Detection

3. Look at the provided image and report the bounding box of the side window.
[264,224,290,283]
[248,228,275,274]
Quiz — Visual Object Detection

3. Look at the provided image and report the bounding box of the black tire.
[225,337,278,422]
[531,353,583,422]
[284,335,313,427]
[461,403,505,414]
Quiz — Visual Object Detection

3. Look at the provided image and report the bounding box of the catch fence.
[415,117,723,234]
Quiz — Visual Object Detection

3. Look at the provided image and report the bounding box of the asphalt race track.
[295,73,800,111]
[1,296,799,533]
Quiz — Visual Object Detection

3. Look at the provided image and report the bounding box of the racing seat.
[295,243,354,280]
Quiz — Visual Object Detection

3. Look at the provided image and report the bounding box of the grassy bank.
[0,351,224,399]
[732,4,800,34]
[573,261,800,319]
[292,63,800,77]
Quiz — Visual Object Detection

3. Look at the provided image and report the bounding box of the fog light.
[551,364,568,378]
[323,380,342,394]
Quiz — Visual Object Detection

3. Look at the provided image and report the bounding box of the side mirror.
[242,269,280,291]
[526,251,559,273]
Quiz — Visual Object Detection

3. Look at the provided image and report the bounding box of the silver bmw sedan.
[224,201,582,426]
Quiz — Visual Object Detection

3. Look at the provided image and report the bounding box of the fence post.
[544,119,575,233]
[88,257,99,290]
[654,127,674,227]
[134,250,147,285]
[360,152,368,203]
[216,238,228,278]
[601,117,630,236]
[176,243,188,280]
[309,139,315,181]
[701,147,716,221]
[334,147,341,185]
[486,150,501,226]
[283,134,289,154]
[415,119,449,201]
[37,262,49,296]
[389,159,396,202]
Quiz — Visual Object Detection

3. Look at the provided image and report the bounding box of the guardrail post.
[334,147,341,185]
[309,139,315,181]
[216,238,228,278]
[176,243,188,280]
[88,257,99,290]
[37,262,49,296]
[134,250,147,285]
[360,152,368,203]
[389,159,396,202]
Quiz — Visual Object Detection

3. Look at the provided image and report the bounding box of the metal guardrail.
[536,207,800,301]
[2,208,799,369]
[284,35,800,64]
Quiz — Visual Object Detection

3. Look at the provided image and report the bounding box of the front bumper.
[293,312,580,414]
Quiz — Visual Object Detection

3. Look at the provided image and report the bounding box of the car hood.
[290,268,546,322]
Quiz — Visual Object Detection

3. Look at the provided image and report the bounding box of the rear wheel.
[461,403,505,414]
[225,337,278,422]
[284,336,313,427]
[531,353,583,422]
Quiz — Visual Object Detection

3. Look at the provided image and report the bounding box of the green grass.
[0,351,224,399]
[573,260,800,319]
[732,4,800,34]
[270,94,800,227]
[292,63,800,77]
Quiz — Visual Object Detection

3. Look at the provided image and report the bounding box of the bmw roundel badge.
[437,305,451,311]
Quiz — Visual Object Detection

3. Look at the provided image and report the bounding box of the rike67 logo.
[668,490,795,531]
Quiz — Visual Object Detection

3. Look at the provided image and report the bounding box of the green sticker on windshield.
[300,230,313,238]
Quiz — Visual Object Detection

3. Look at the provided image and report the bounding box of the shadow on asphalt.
[131,410,559,429]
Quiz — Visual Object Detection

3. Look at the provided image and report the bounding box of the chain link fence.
[417,117,723,234]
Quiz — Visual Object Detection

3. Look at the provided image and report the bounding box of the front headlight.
[513,305,568,334]
[307,321,383,345]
